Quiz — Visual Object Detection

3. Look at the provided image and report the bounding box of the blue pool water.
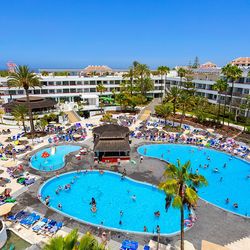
[30,145,81,171]
[39,171,190,235]
[138,144,250,217]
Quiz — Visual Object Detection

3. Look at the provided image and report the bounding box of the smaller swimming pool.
[30,145,81,171]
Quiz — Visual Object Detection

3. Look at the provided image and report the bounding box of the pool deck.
[7,138,249,249]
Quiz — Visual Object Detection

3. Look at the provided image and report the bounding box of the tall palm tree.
[213,79,228,123]
[194,96,209,123]
[7,65,41,136]
[134,63,153,95]
[123,68,134,95]
[178,91,194,127]
[96,83,106,113]
[11,104,28,133]
[157,66,170,102]
[155,103,172,125]
[177,68,188,89]
[166,86,181,126]
[159,160,208,250]
[221,64,242,114]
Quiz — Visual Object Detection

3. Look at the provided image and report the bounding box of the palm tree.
[43,229,106,250]
[134,63,153,95]
[7,65,41,136]
[155,103,172,125]
[177,68,188,89]
[213,79,228,123]
[96,83,106,113]
[194,96,209,123]
[11,104,28,133]
[221,64,242,114]
[123,68,135,96]
[159,160,207,250]
[178,91,194,127]
[166,86,181,126]
[157,66,170,102]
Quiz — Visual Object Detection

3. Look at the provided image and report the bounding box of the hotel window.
[77,89,83,93]
[70,81,76,85]
[41,89,48,94]
[97,81,102,84]
[17,90,24,95]
[103,81,107,84]
[9,90,16,95]
[63,89,69,93]
[70,89,76,93]
[41,81,47,86]
[110,80,114,84]
[243,89,249,94]
[115,80,120,85]
[57,89,62,93]
[63,81,68,85]
[90,81,95,85]
[84,89,89,93]
[48,81,54,86]
[90,88,96,92]
[34,89,41,94]
[84,81,89,85]
[56,81,62,85]
[49,89,55,93]
[77,81,82,85]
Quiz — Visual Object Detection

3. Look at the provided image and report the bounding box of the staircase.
[65,110,81,123]
[225,236,250,250]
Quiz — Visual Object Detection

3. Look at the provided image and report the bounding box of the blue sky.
[0,0,249,69]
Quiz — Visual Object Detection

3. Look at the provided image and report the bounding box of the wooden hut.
[93,124,130,163]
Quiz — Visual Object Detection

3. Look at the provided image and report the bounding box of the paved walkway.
[7,138,249,250]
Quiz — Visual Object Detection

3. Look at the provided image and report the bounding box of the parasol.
[0,203,15,216]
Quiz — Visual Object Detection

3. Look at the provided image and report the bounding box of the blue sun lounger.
[120,240,139,250]
[49,221,63,235]
[20,213,40,227]
[7,210,25,221]
[32,218,48,232]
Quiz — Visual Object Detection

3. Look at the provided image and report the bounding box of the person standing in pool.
[165,195,171,212]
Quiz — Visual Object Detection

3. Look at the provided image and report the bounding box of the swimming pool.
[39,171,190,235]
[138,144,250,218]
[30,145,81,171]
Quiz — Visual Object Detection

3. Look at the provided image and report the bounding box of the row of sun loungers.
[7,210,63,236]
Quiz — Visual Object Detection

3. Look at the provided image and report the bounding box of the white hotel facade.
[0,67,250,117]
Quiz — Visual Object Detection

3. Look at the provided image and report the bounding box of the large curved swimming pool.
[138,144,250,218]
[39,171,190,235]
[30,145,81,171]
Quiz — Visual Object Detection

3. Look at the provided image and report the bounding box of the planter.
[0,220,7,248]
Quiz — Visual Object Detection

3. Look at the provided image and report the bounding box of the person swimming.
[143,226,148,232]
[225,198,230,204]
[131,195,136,201]
[223,163,227,168]
[120,210,123,217]
[213,168,219,173]
[91,204,97,213]
[154,211,160,217]
[233,203,238,208]
[58,203,62,210]
[90,197,96,206]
